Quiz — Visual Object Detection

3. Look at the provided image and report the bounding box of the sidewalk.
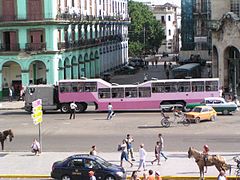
[0,151,238,178]
[0,100,24,110]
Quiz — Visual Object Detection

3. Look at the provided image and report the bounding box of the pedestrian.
[155,59,158,67]
[202,144,209,173]
[120,140,133,167]
[158,134,168,161]
[130,171,140,180]
[165,69,169,79]
[151,141,161,165]
[137,143,147,172]
[8,87,13,102]
[164,61,167,70]
[143,170,154,180]
[89,171,96,180]
[144,73,148,82]
[107,102,115,120]
[217,170,227,180]
[31,138,41,155]
[69,101,77,119]
[18,87,25,101]
[155,171,162,180]
[125,134,135,161]
[90,145,97,155]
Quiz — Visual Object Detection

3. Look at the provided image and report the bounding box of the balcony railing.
[0,43,20,51]
[25,43,46,51]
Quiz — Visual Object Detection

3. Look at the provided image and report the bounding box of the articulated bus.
[25,78,220,113]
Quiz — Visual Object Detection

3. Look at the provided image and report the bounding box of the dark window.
[125,87,138,98]
[112,88,124,98]
[98,88,111,98]
[139,87,151,97]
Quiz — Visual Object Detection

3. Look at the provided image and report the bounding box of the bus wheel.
[75,103,85,113]
[61,104,70,113]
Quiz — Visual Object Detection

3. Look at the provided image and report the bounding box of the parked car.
[114,65,137,75]
[185,97,238,115]
[178,54,206,66]
[185,106,217,123]
[128,58,145,68]
[51,154,126,180]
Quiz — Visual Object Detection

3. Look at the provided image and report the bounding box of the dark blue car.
[51,154,126,180]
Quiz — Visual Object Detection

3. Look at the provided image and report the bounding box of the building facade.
[211,0,240,97]
[0,0,129,99]
[150,3,180,54]
[181,0,211,60]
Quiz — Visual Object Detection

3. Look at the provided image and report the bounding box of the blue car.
[51,154,126,180]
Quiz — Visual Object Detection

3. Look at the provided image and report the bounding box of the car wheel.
[195,117,200,124]
[60,104,70,113]
[105,175,116,180]
[61,175,71,180]
[210,115,216,121]
[222,109,229,115]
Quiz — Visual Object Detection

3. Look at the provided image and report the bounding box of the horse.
[187,147,230,179]
[0,129,14,151]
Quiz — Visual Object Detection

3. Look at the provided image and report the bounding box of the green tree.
[128,1,165,57]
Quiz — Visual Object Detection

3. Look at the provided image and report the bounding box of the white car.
[201,97,238,115]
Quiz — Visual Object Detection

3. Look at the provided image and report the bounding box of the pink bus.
[57,78,220,112]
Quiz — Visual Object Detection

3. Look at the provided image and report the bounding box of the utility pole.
[143,25,146,61]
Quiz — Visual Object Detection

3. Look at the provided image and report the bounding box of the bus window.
[178,82,190,92]
[112,88,124,98]
[72,82,78,92]
[98,88,111,98]
[164,82,177,92]
[192,81,204,92]
[59,82,72,93]
[125,87,138,98]
[77,82,84,92]
[205,81,218,91]
[152,82,165,93]
[85,82,97,92]
[139,87,151,97]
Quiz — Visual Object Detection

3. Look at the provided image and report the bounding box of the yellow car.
[185,106,217,123]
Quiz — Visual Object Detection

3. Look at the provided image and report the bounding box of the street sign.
[32,99,43,125]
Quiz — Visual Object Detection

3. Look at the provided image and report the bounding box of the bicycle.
[161,110,190,128]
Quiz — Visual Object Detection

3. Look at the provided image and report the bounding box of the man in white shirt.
[107,102,115,120]
[137,144,147,171]
[69,101,77,119]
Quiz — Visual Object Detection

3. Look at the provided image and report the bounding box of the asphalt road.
[1,109,240,152]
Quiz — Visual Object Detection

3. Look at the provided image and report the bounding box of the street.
[1,109,240,152]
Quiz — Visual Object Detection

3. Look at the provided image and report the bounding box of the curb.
[0,174,50,178]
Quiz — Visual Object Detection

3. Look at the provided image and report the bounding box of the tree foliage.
[128,1,165,57]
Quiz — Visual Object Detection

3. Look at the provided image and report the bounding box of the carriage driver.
[202,144,209,173]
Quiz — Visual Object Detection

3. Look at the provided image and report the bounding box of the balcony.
[0,43,20,51]
[25,43,46,51]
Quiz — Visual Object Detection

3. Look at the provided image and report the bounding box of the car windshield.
[192,107,202,112]
[95,156,112,168]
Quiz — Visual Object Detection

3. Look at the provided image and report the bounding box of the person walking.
[158,134,167,161]
[151,141,161,165]
[137,144,147,172]
[107,102,115,120]
[125,134,135,161]
[31,138,41,155]
[69,101,77,119]
[120,140,133,167]
[90,145,97,155]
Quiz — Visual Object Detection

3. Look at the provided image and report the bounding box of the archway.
[2,61,22,98]
[78,54,85,78]
[58,59,64,80]
[71,56,78,79]
[84,53,90,78]
[64,58,71,79]
[223,46,240,96]
[29,60,47,85]
[90,52,95,78]
[95,50,100,77]
[212,45,219,78]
